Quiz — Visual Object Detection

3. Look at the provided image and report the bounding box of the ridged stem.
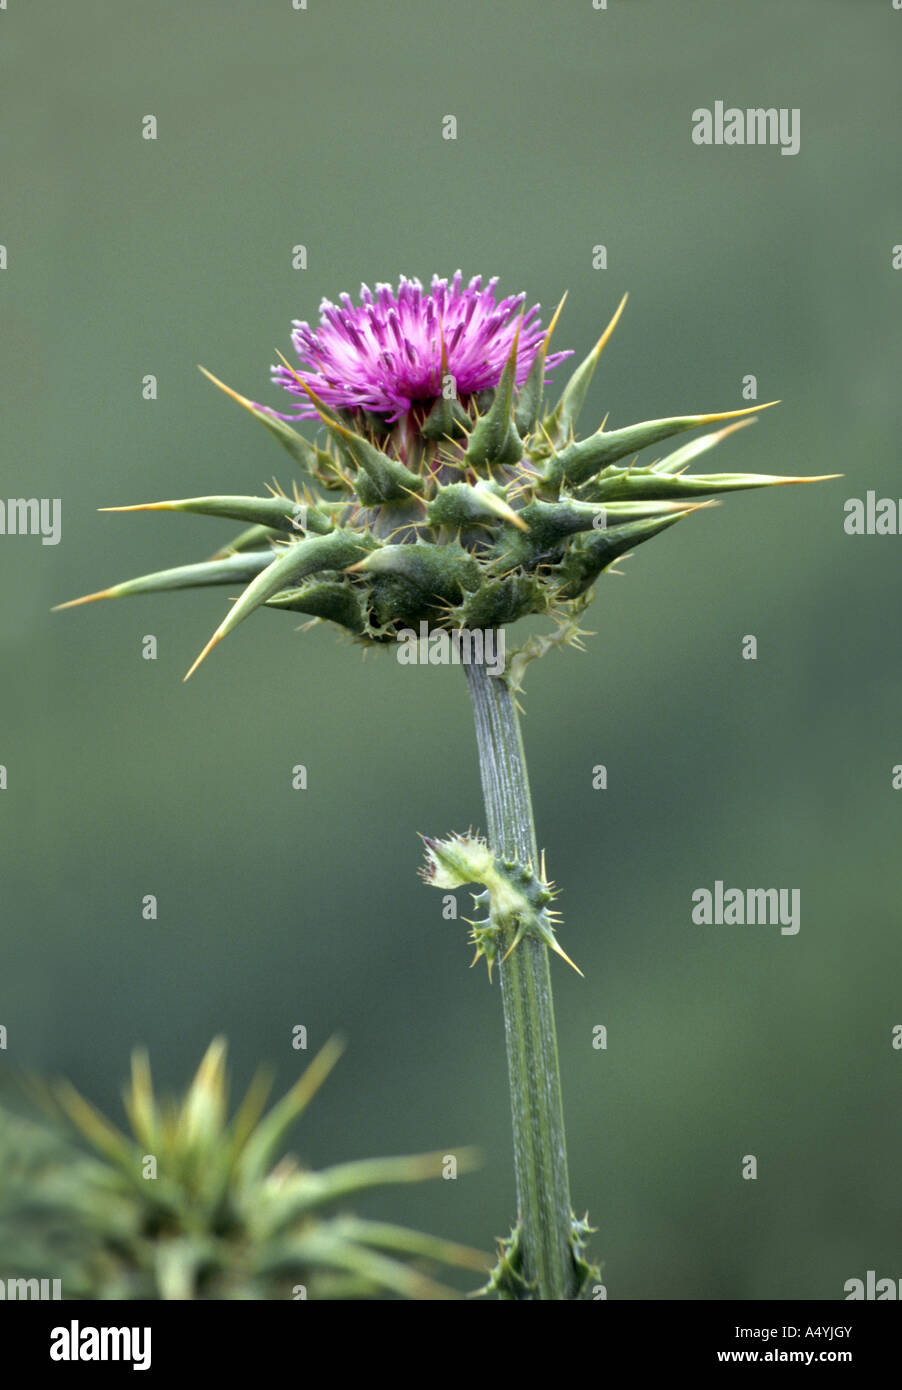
[464,658,577,1300]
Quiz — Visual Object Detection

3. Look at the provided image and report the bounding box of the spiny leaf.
[419,831,495,890]
[3,1038,482,1301]
[505,597,594,698]
[518,495,708,540]
[426,481,527,532]
[101,495,332,536]
[331,426,424,505]
[334,1217,489,1272]
[122,1050,160,1153]
[544,402,774,490]
[265,580,368,634]
[514,292,567,436]
[51,1081,134,1170]
[500,916,583,978]
[207,524,286,559]
[262,1150,479,1222]
[580,467,840,505]
[475,1224,535,1300]
[464,322,524,467]
[260,1229,460,1301]
[554,508,700,600]
[53,550,276,610]
[184,531,377,679]
[235,1037,345,1186]
[452,574,546,629]
[350,541,480,601]
[178,1038,230,1149]
[543,292,628,445]
[199,367,326,479]
[420,832,580,976]
[277,368,423,503]
[651,416,755,474]
[421,392,472,443]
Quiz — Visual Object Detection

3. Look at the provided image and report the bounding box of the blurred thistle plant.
[0,1038,485,1300]
[56,272,836,1299]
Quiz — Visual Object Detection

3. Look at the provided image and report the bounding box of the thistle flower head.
[271,272,572,424]
[56,276,836,681]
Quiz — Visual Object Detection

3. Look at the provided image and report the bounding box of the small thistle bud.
[420,831,580,977]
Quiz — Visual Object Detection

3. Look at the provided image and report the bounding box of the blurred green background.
[1,0,900,1298]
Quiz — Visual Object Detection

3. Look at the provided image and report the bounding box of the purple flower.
[269,272,572,423]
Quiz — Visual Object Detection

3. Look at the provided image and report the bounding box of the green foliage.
[0,1040,487,1300]
[474,1216,602,1301]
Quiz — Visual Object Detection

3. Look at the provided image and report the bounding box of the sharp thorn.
[52,588,113,611]
[183,630,224,682]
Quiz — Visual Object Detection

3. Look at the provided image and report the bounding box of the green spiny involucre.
[56,274,831,685]
[420,830,580,978]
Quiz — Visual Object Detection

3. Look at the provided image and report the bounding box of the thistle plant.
[0,1038,485,1299]
[56,272,833,1299]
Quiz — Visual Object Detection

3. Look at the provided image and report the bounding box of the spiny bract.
[419,830,579,979]
[55,274,834,679]
[0,1038,486,1300]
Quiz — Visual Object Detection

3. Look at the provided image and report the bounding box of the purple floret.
[268,272,571,423]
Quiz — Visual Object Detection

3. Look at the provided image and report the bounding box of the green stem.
[464,657,577,1300]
